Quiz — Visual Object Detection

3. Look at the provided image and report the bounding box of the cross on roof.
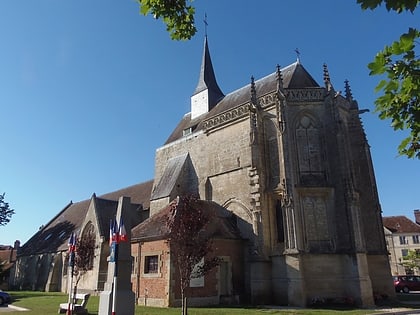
[204,13,208,36]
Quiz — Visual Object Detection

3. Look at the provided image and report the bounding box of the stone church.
[10,35,395,307]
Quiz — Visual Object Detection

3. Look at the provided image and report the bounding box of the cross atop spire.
[204,13,208,37]
[294,48,301,63]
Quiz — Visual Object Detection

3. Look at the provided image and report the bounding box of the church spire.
[191,35,224,119]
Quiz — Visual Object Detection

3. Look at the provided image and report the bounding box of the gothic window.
[275,200,285,242]
[295,115,323,177]
[83,222,95,237]
[302,196,329,242]
[81,222,96,269]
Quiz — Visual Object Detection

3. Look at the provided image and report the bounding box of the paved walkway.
[0,304,28,312]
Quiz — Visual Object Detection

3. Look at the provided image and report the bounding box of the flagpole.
[66,233,76,315]
[67,252,74,315]
[111,241,118,315]
[110,219,119,315]
[109,217,127,315]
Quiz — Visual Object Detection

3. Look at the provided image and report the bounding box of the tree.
[401,249,420,273]
[67,232,96,297]
[166,195,220,315]
[0,193,14,226]
[358,0,420,158]
[137,0,196,40]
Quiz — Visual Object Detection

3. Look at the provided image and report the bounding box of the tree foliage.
[401,249,420,273]
[166,195,220,315]
[67,233,96,287]
[358,0,419,12]
[137,0,196,40]
[358,0,420,158]
[0,193,14,226]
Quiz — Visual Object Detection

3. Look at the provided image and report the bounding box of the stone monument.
[99,196,135,315]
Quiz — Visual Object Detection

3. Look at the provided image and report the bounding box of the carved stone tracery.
[286,88,324,102]
[202,103,250,131]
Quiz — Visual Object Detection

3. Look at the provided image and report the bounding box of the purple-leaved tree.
[166,194,220,315]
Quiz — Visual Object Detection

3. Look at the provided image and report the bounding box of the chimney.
[13,240,20,249]
[414,209,420,225]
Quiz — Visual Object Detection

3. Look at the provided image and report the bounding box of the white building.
[383,210,420,275]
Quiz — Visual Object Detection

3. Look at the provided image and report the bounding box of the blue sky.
[0,1,419,246]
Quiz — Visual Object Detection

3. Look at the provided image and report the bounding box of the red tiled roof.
[382,216,420,233]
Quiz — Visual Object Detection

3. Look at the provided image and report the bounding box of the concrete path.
[0,305,29,312]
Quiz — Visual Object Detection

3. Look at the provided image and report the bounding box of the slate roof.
[165,61,319,144]
[0,247,17,272]
[382,216,420,233]
[193,36,224,108]
[100,180,153,209]
[151,153,189,200]
[19,180,153,256]
[131,198,242,242]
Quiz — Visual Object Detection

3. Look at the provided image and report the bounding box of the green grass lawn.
[2,291,414,315]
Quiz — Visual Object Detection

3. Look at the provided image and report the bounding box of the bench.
[58,293,90,314]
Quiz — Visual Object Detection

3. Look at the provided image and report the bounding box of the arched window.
[295,115,322,174]
[80,222,96,269]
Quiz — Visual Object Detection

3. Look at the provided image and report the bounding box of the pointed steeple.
[191,36,224,119]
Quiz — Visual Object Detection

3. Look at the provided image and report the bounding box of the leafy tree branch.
[0,193,15,226]
[358,0,420,158]
[137,0,196,40]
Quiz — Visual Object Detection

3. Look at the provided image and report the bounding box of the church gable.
[151,153,198,202]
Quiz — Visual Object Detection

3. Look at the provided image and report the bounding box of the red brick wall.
[171,238,244,301]
[131,237,244,306]
[132,240,170,306]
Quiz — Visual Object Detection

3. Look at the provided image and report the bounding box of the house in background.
[9,182,152,292]
[383,210,420,275]
[0,241,19,290]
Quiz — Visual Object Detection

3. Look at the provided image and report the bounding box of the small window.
[400,236,408,245]
[183,128,192,136]
[402,249,409,257]
[144,255,159,274]
[413,235,420,244]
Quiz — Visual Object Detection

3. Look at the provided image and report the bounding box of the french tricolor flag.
[68,232,76,252]
[119,218,127,242]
